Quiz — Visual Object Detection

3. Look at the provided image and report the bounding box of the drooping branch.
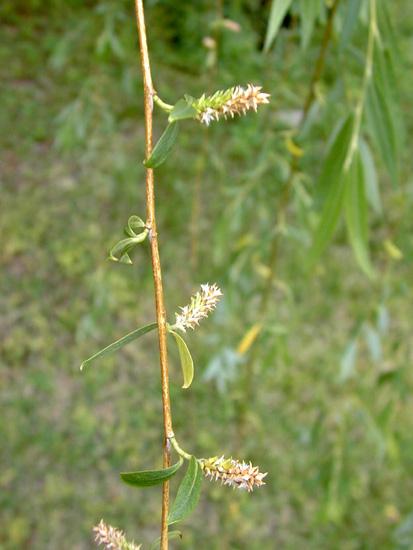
[237,0,341,439]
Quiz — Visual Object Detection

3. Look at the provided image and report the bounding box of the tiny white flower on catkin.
[174,283,222,332]
[200,456,267,492]
[93,520,141,550]
[193,84,270,126]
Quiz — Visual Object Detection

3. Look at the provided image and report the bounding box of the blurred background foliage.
[1,0,413,548]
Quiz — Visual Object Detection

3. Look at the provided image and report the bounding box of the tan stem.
[134,1,173,548]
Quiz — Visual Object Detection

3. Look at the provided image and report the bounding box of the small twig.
[134,1,174,548]
[154,94,174,113]
[301,0,341,121]
[170,436,192,460]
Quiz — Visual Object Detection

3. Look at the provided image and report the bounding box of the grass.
[1,2,413,548]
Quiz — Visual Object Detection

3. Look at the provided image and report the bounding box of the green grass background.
[1,1,413,548]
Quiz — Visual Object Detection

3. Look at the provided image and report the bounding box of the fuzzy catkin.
[193,84,270,125]
[174,283,222,332]
[200,456,267,492]
[93,520,141,550]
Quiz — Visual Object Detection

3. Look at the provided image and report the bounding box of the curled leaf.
[109,233,148,263]
[125,215,146,237]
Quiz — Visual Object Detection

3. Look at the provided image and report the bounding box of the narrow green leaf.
[168,99,198,123]
[121,458,183,488]
[299,0,321,49]
[80,322,157,370]
[144,122,179,168]
[150,530,183,550]
[365,80,398,184]
[359,138,381,215]
[263,0,293,52]
[308,172,346,270]
[307,115,353,268]
[168,329,194,389]
[376,2,400,69]
[339,0,362,52]
[168,457,203,525]
[316,115,354,200]
[344,153,375,279]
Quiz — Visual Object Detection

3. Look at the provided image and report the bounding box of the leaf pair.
[80,322,194,389]
[109,215,148,264]
[121,456,203,527]
[144,99,198,169]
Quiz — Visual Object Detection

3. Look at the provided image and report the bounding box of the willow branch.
[263,0,341,309]
[134,1,173,548]
[237,0,341,439]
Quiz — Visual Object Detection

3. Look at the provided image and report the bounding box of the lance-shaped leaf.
[307,173,346,271]
[299,0,321,49]
[316,115,354,200]
[144,122,179,168]
[168,457,203,525]
[359,138,381,215]
[168,329,194,389]
[366,79,398,185]
[263,0,293,52]
[168,99,198,123]
[80,322,158,370]
[344,152,375,279]
[339,0,362,53]
[307,115,353,269]
[121,458,183,488]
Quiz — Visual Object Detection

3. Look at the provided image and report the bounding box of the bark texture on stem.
[134,1,173,548]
